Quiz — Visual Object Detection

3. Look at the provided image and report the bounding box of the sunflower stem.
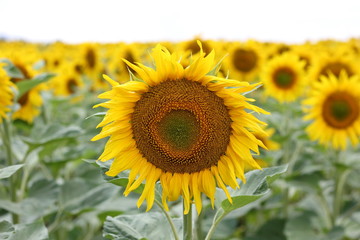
[332,150,349,227]
[154,198,180,240]
[183,200,193,240]
[282,103,293,219]
[204,209,227,240]
[1,119,19,224]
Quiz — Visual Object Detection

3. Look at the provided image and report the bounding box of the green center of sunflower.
[158,110,199,151]
[232,48,258,73]
[322,91,359,129]
[331,100,350,121]
[132,79,231,173]
[319,62,353,78]
[273,67,296,89]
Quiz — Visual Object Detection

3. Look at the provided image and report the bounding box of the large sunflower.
[261,53,307,103]
[303,72,360,150]
[0,64,14,121]
[92,43,268,214]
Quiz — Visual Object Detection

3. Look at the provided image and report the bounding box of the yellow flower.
[0,64,14,121]
[106,42,145,84]
[262,53,307,103]
[8,59,44,123]
[92,43,269,214]
[309,50,359,81]
[224,40,264,82]
[303,72,360,150]
[48,62,84,97]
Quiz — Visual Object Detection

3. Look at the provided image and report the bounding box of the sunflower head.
[262,53,307,103]
[224,41,264,82]
[0,64,15,121]
[303,72,360,150]
[309,51,359,82]
[92,42,269,214]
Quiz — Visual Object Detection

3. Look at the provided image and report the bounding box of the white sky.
[1,0,360,44]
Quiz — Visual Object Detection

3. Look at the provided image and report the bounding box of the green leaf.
[324,226,345,240]
[60,179,117,214]
[23,124,84,148]
[0,220,15,239]
[85,112,107,120]
[10,220,48,240]
[103,212,176,240]
[244,218,286,240]
[16,73,56,98]
[0,58,24,79]
[207,165,287,240]
[228,165,288,198]
[221,194,266,213]
[284,213,321,240]
[0,164,24,179]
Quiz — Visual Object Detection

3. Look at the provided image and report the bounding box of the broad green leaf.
[0,220,14,239]
[221,194,266,213]
[0,59,24,79]
[0,164,24,179]
[230,165,288,197]
[207,165,287,239]
[0,179,60,219]
[0,200,23,215]
[323,226,345,240]
[60,179,117,214]
[244,218,286,240]
[16,73,56,98]
[103,212,177,240]
[10,220,48,240]
[284,214,321,240]
[23,124,84,148]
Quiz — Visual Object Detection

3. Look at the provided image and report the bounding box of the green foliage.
[0,164,23,179]
[16,73,56,99]
[103,212,182,240]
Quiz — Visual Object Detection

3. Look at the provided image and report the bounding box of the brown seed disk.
[131,79,232,173]
[272,67,297,89]
[322,91,359,129]
[232,48,258,73]
[319,62,353,78]
[86,48,96,69]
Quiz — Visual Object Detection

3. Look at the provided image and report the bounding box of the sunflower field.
[1,38,360,240]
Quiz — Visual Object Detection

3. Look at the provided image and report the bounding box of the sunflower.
[291,43,316,71]
[106,42,145,84]
[303,72,360,150]
[79,43,107,90]
[92,43,268,214]
[48,62,84,97]
[8,58,44,123]
[261,53,307,103]
[309,50,359,82]
[0,64,14,121]
[224,40,264,82]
